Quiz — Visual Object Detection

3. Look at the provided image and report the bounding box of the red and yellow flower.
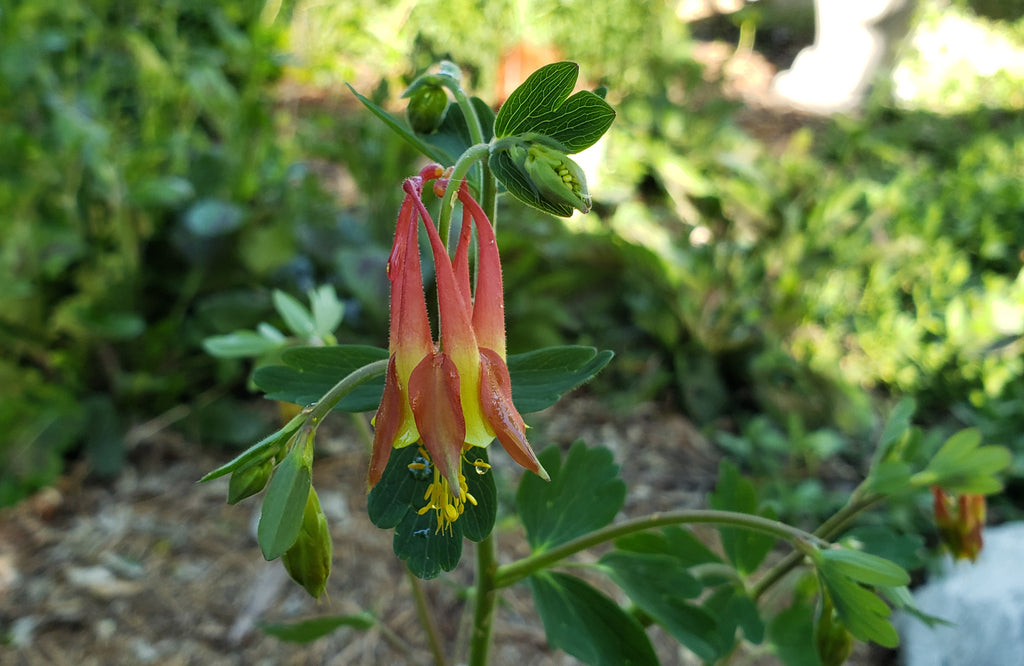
[932,486,985,562]
[369,165,548,533]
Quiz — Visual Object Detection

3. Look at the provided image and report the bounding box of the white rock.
[899,522,1024,666]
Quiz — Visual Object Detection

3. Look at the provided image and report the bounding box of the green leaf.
[202,330,282,358]
[254,345,612,415]
[459,447,497,543]
[347,83,453,164]
[702,585,765,654]
[258,442,312,560]
[864,460,913,495]
[254,345,389,412]
[517,442,626,551]
[841,526,924,572]
[493,62,615,153]
[273,290,316,339]
[819,548,910,587]
[309,285,344,337]
[130,175,195,208]
[913,428,1011,493]
[199,414,301,482]
[928,428,983,470]
[489,150,575,217]
[366,445,496,578]
[816,565,900,648]
[600,551,702,599]
[261,612,376,642]
[392,500,463,579]
[615,526,723,568]
[367,445,431,529]
[599,550,721,659]
[768,599,824,666]
[507,346,614,413]
[708,460,774,574]
[529,571,658,666]
[872,397,916,465]
[183,198,245,237]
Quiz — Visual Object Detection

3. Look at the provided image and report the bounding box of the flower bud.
[405,83,449,134]
[227,458,273,505]
[932,486,985,562]
[282,486,332,598]
[815,594,853,666]
[512,143,591,214]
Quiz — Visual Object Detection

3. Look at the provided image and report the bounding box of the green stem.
[494,509,828,589]
[307,359,389,426]
[407,567,447,666]
[750,492,884,601]
[467,534,499,666]
[452,86,485,147]
[438,143,491,250]
[482,160,496,229]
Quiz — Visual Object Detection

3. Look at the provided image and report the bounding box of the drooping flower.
[369,165,548,533]
[932,486,985,562]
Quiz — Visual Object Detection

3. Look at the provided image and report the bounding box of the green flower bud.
[227,458,273,504]
[282,486,332,598]
[815,593,854,666]
[405,84,449,134]
[512,143,591,214]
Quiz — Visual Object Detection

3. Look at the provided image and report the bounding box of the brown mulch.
[0,397,721,666]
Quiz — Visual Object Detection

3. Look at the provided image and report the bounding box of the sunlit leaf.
[202,330,282,358]
[273,290,316,338]
[494,61,614,153]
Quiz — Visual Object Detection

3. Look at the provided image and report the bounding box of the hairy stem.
[750,492,884,601]
[467,535,499,666]
[307,359,389,425]
[438,143,491,250]
[494,509,828,589]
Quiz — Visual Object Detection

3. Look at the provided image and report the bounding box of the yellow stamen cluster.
[408,446,491,534]
[556,164,583,196]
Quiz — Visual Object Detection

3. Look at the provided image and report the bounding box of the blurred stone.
[9,615,39,648]
[65,565,143,599]
[771,0,917,112]
[0,553,19,602]
[899,522,1024,666]
[96,617,117,641]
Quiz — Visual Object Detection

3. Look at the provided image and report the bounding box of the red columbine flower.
[932,486,985,562]
[369,165,548,533]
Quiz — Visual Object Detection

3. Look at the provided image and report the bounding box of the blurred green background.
[3,0,1023,528]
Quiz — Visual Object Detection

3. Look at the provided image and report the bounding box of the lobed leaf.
[254,345,612,415]
[819,548,910,587]
[529,571,658,666]
[202,330,282,358]
[493,61,615,154]
[517,442,626,551]
[273,290,316,339]
[708,460,774,574]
